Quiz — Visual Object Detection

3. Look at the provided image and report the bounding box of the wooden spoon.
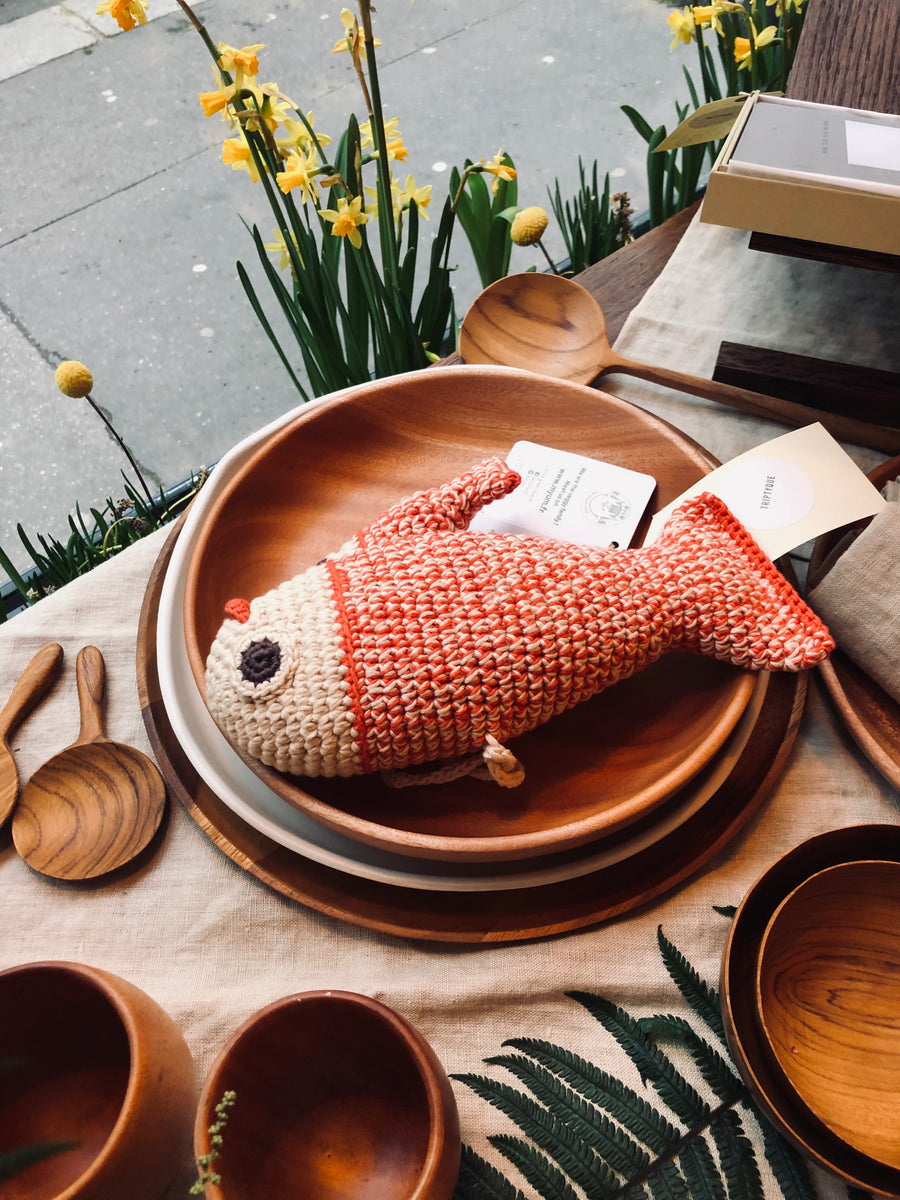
[458,272,900,454]
[12,646,167,879]
[0,643,64,829]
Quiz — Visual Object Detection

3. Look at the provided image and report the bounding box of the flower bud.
[510,206,549,247]
[55,361,94,398]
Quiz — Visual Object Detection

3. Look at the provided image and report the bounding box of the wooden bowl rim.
[180,366,756,861]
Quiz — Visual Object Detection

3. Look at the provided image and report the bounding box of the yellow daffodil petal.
[96,0,147,32]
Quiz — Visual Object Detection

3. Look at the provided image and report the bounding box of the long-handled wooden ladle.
[12,645,167,879]
[458,272,900,454]
[0,643,64,829]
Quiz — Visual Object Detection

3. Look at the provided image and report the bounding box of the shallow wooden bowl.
[0,960,197,1200]
[721,825,900,1195]
[194,990,460,1200]
[182,367,756,862]
[757,859,900,1167]
[458,273,606,384]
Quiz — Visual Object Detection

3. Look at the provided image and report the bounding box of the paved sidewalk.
[1,0,687,576]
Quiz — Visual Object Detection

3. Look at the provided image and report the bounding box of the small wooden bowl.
[0,960,197,1200]
[458,273,607,384]
[757,859,900,1167]
[194,990,460,1200]
[721,826,900,1195]
[182,366,755,862]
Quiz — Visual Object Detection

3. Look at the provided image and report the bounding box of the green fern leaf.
[656,927,726,1042]
[453,1143,529,1200]
[502,1038,680,1153]
[454,1075,612,1199]
[677,1132,727,1200]
[647,1156,689,1200]
[638,1015,743,1103]
[756,1110,817,1200]
[623,1186,650,1200]
[488,1134,582,1200]
[486,1052,643,1183]
[567,992,709,1127]
[709,1108,764,1200]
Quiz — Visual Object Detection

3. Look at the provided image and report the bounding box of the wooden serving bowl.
[721,825,900,1195]
[0,960,197,1200]
[194,990,460,1200]
[182,366,755,862]
[757,860,900,1167]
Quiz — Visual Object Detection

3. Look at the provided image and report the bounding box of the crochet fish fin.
[355,457,520,547]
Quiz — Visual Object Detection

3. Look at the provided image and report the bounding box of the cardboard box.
[700,93,900,256]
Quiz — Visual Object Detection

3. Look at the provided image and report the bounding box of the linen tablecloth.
[2,214,898,1199]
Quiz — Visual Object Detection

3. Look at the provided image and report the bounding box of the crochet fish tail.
[656,492,834,671]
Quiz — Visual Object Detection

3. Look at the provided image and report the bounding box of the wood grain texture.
[808,455,900,790]
[11,646,167,880]
[758,860,900,1167]
[0,643,63,829]
[195,992,460,1200]
[181,368,756,863]
[139,522,806,942]
[721,825,900,1198]
[747,232,900,272]
[786,0,900,114]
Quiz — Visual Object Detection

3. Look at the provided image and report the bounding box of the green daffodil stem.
[84,395,158,516]
[356,0,400,287]
[173,0,220,65]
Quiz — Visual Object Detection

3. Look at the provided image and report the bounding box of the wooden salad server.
[0,642,64,830]
[12,645,167,879]
[458,272,900,454]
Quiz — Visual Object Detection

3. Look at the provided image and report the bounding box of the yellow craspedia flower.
[510,207,549,247]
[55,361,94,398]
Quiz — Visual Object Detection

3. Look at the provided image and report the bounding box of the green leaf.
[678,1132,727,1200]
[621,104,657,144]
[647,1157,689,1200]
[709,1108,764,1200]
[656,928,726,1042]
[756,1111,817,1200]
[236,261,311,400]
[488,1134,582,1200]
[453,1143,529,1200]
[0,544,35,609]
[638,1016,743,1105]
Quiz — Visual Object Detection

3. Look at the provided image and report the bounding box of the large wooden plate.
[809,455,900,789]
[140,523,806,942]
[180,367,755,862]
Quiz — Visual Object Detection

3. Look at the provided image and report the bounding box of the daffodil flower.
[331,8,380,59]
[276,114,333,156]
[359,116,401,152]
[96,0,147,32]
[364,178,402,221]
[217,41,265,88]
[399,175,432,219]
[318,195,369,249]
[276,147,320,205]
[733,22,777,67]
[691,4,724,35]
[667,5,694,48]
[482,150,516,195]
[222,132,263,182]
[766,0,804,12]
[198,69,238,119]
[264,229,304,272]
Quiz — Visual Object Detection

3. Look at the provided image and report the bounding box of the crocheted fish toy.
[205,457,833,787]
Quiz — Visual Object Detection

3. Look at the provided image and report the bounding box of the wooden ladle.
[12,646,167,880]
[0,643,64,830]
[458,272,900,454]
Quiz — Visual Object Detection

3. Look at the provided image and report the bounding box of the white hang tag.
[469,440,656,550]
[644,423,885,558]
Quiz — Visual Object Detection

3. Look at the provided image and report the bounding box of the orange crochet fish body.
[205,458,833,783]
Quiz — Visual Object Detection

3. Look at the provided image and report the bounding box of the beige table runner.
[2,215,898,1199]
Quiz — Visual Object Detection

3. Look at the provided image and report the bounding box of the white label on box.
[469,441,656,549]
[644,423,885,558]
[845,119,900,172]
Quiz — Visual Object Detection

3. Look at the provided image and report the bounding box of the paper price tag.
[644,423,885,558]
[469,441,656,549]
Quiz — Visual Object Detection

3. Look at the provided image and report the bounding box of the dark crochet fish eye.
[238,637,282,685]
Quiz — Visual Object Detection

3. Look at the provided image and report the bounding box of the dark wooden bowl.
[194,990,460,1200]
[182,366,755,862]
[0,960,197,1200]
[721,825,900,1195]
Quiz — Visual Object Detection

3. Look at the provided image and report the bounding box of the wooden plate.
[181,366,755,863]
[809,455,900,789]
[721,825,900,1196]
[140,523,805,942]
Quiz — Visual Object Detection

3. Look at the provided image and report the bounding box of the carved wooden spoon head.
[0,643,64,829]
[458,272,610,384]
[12,646,167,879]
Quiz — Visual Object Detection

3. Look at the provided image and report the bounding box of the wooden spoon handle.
[76,646,107,745]
[0,643,64,742]
[606,353,900,455]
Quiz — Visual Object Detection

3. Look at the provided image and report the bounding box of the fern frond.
[486,1052,644,1183]
[756,1110,817,1200]
[638,1015,743,1104]
[488,1134,582,1200]
[647,1156,689,1200]
[502,1039,680,1153]
[567,992,709,1127]
[709,1108,764,1200]
[656,928,726,1042]
[455,1074,612,1199]
[676,1132,726,1200]
[453,1143,529,1200]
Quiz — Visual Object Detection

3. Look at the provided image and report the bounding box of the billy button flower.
[54,362,158,516]
[509,206,559,275]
